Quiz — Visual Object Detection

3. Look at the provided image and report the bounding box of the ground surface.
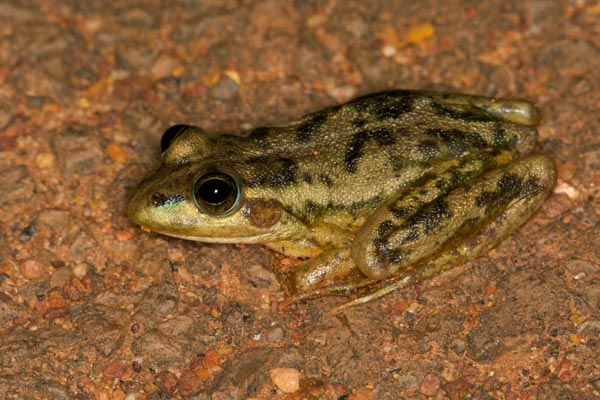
[1,1,599,399]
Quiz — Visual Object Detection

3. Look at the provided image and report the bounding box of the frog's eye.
[160,124,191,155]
[193,172,241,215]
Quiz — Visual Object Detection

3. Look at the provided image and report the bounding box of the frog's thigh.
[352,154,556,281]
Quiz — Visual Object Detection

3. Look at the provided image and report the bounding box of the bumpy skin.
[127,90,556,309]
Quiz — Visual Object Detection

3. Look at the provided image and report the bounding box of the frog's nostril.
[151,192,162,206]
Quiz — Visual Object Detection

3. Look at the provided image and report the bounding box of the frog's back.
[215,90,540,222]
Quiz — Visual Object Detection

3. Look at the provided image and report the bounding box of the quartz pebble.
[269,367,300,393]
[72,262,88,279]
[20,259,46,280]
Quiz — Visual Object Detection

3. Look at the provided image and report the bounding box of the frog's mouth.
[147,229,278,244]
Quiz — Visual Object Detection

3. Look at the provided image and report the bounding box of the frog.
[126,90,556,311]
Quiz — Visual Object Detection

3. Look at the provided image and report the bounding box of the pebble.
[269,367,301,393]
[20,259,46,280]
[151,55,184,80]
[441,362,460,382]
[72,262,88,279]
[35,152,56,169]
[354,386,374,400]
[419,372,441,397]
[266,327,284,342]
[50,267,71,288]
[107,142,127,164]
[102,361,126,379]
[449,338,466,355]
[156,371,178,394]
[177,369,201,396]
[208,75,239,100]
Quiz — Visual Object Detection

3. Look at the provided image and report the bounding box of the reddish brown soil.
[1,1,599,399]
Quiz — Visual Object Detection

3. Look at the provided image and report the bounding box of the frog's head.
[126,125,302,244]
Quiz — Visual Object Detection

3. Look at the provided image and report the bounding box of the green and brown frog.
[126,90,556,311]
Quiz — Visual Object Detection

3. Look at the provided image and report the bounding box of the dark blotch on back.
[389,154,408,172]
[417,139,441,158]
[297,111,328,142]
[302,172,313,184]
[248,127,271,149]
[345,127,396,173]
[373,95,414,120]
[317,174,334,187]
[248,126,270,140]
[352,118,368,128]
[246,157,299,188]
[347,194,386,216]
[303,200,324,221]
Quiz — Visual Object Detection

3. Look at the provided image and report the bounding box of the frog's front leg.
[269,223,359,295]
[285,248,357,294]
[353,154,556,282]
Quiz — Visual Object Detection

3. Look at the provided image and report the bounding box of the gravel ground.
[0,1,599,399]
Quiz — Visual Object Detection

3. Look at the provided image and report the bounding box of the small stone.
[382,44,396,57]
[267,327,284,342]
[72,262,88,279]
[195,367,211,381]
[50,267,71,288]
[156,371,178,394]
[103,361,126,379]
[354,386,374,400]
[151,55,184,80]
[20,259,46,280]
[449,338,466,355]
[142,383,158,395]
[419,372,440,397]
[269,367,300,393]
[201,350,220,368]
[107,142,128,164]
[208,75,239,100]
[35,152,56,169]
[327,85,357,103]
[51,125,105,177]
[443,378,469,400]
[441,362,460,382]
[47,290,65,308]
[177,369,201,396]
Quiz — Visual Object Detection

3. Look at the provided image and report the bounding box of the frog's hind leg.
[280,154,556,313]
[334,154,556,313]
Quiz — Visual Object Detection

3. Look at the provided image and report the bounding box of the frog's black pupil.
[193,172,239,215]
[160,124,190,153]
[199,178,231,205]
